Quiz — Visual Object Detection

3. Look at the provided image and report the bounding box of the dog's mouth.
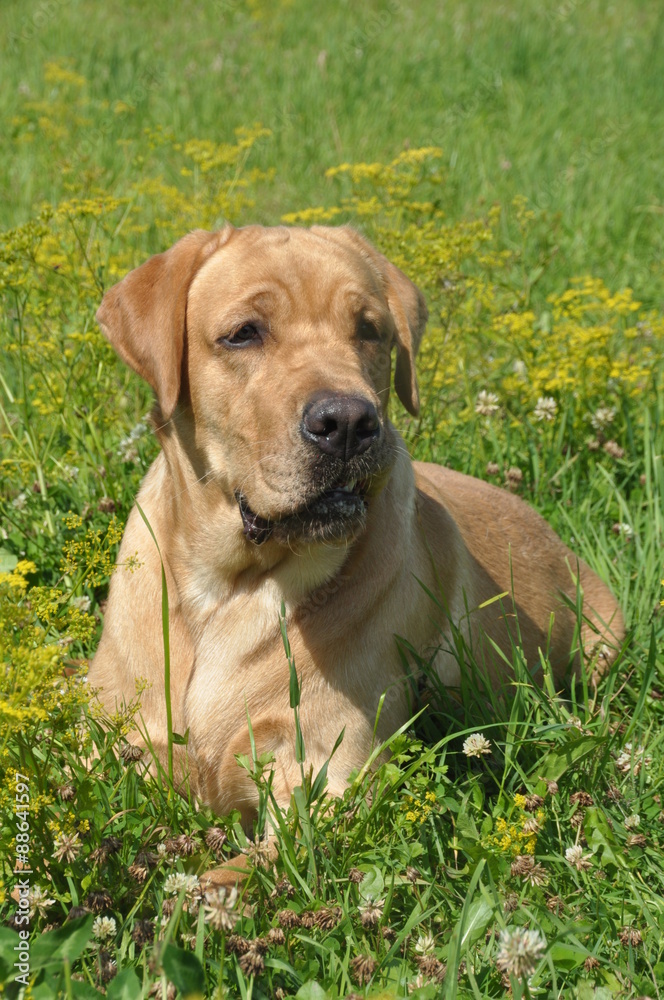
[236,476,372,545]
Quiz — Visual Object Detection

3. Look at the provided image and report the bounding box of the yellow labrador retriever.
[90,224,624,824]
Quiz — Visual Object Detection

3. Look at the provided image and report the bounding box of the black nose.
[302,395,380,460]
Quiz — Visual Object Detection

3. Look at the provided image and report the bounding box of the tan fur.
[90,224,624,827]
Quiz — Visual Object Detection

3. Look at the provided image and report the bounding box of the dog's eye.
[223,323,261,347]
[357,317,381,342]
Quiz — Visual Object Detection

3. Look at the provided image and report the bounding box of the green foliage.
[1,1,664,996]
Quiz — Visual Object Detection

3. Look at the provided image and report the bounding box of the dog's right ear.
[96,227,233,420]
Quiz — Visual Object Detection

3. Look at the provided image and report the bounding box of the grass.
[1,0,664,997]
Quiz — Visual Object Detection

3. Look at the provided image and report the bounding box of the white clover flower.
[462,732,492,757]
[624,813,640,830]
[475,390,500,416]
[359,897,385,927]
[565,845,592,870]
[163,872,199,896]
[129,420,149,440]
[28,886,56,919]
[71,595,91,611]
[590,406,616,431]
[513,359,528,378]
[414,932,436,954]
[203,886,239,932]
[495,927,546,980]
[53,831,81,863]
[615,743,652,776]
[92,915,117,940]
[12,492,28,510]
[533,396,558,422]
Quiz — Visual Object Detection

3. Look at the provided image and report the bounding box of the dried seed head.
[66,905,90,922]
[131,919,155,948]
[277,909,302,929]
[239,948,265,976]
[119,743,144,763]
[522,817,541,835]
[267,927,286,945]
[505,466,523,490]
[486,461,500,476]
[148,985,176,1000]
[270,877,295,899]
[350,954,377,986]
[57,783,76,802]
[511,855,535,878]
[625,833,647,849]
[226,934,251,955]
[503,892,519,915]
[584,955,600,971]
[250,937,269,955]
[525,863,549,887]
[603,440,625,460]
[618,926,642,948]
[173,833,198,857]
[570,791,594,808]
[416,955,447,982]
[405,866,420,883]
[204,827,227,855]
[348,867,365,884]
[314,906,342,931]
[570,808,585,828]
[86,890,113,914]
[100,950,117,983]
[524,794,545,812]
[381,926,396,942]
[102,836,122,856]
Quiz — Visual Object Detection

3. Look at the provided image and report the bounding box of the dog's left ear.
[310,225,428,416]
[96,227,231,420]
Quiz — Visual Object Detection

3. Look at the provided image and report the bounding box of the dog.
[89,223,624,826]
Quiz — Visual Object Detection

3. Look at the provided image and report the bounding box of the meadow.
[1,0,664,996]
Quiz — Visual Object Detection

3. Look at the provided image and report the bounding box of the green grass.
[1,0,664,997]
[3,0,664,299]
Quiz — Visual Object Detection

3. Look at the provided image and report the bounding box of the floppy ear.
[310,225,428,416]
[96,227,231,420]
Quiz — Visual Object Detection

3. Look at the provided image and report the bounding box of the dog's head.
[97,225,427,546]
